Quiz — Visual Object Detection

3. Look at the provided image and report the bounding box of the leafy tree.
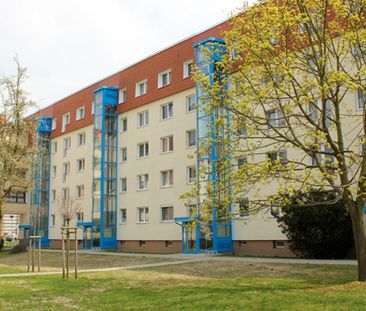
[277,191,354,258]
[190,0,366,280]
[0,57,36,237]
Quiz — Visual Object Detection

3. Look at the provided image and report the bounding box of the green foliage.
[278,191,354,259]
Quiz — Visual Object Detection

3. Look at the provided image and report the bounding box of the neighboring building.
[29,20,293,256]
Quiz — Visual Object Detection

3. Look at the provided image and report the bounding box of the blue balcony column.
[192,37,233,253]
[31,116,52,247]
[92,86,118,249]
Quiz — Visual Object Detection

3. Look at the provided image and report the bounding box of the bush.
[9,241,27,254]
[277,191,354,259]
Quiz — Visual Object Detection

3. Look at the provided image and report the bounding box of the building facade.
[28,20,293,256]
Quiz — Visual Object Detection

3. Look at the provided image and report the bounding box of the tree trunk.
[347,200,366,281]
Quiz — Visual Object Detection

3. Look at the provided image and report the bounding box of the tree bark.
[347,200,366,281]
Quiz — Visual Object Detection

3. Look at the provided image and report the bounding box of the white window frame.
[183,60,193,78]
[239,198,250,218]
[51,118,57,130]
[121,118,128,133]
[161,102,173,120]
[137,174,149,190]
[135,79,147,97]
[120,208,127,224]
[187,166,196,184]
[76,185,85,198]
[51,214,56,226]
[51,189,56,202]
[137,142,149,158]
[62,162,70,182]
[161,170,174,188]
[62,187,70,200]
[186,129,196,148]
[120,177,127,193]
[267,110,285,128]
[186,94,196,112]
[158,69,172,88]
[119,88,127,104]
[62,112,70,133]
[63,137,71,157]
[137,110,149,127]
[121,147,127,162]
[356,89,365,110]
[51,165,57,178]
[76,106,85,121]
[51,141,58,154]
[161,205,174,222]
[161,135,174,153]
[76,158,85,173]
[137,207,149,223]
[77,132,85,146]
[274,240,285,249]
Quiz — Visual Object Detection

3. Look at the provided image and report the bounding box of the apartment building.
[26,20,294,257]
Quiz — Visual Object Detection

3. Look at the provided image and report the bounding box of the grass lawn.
[0,258,365,310]
[0,250,180,273]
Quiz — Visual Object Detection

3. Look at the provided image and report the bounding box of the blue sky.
[0,0,251,109]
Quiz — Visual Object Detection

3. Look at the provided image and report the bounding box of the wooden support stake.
[74,229,78,279]
[62,230,65,278]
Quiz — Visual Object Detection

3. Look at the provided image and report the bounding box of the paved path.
[44,249,357,266]
[0,258,204,278]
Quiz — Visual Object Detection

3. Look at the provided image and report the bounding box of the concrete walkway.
[0,258,204,278]
[45,249,357,266]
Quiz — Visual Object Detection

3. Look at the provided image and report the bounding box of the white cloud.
[0,0,250,108]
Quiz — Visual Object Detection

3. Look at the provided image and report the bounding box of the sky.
[0,0,251,110]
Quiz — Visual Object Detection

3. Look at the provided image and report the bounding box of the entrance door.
[183,222,198,253]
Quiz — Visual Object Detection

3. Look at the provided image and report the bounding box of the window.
[51,118,57,130]
[77,212,84,222]
[77,132,85,146]
[51,190,56,202]
[119,88,126,104]
[273,240,285,249]
[237,156,247,168]
[137,207,149,223]
[165,241,173,248]
[62,162,70,182]
[183,60,193,78]
[62,113,70,133]
[187,166,196,184]
[239,240,248,247]
[138,110,149,127]
[161,135,174,153]
[76,185,84,198]
[267,150,288,165]
[76,106,85,121]
[158,69,172,88]
[135,80,147,97]
[359,136,366,155]
[161,206,174,222]
[138,142,149,158]
[161,170,174,187]
[137,174,149,190]
[63,137,71,157]
[51,214,55,226]
[51,165,57,178]
[120,177,127,192]
[267,110,285,128]
[239,198,250,218]
[121,118,127,132]
[120,208,127,223]
[139,240,146,247]
[351,42,366,57]
[121,147,127,162]
[51,141,58,154]
[187,204,197,216]
[357,89,365,110]
[186,130,196,148]
[161,102,173,120]
[186,94,196,112]
[91,102,94,115]
[321,144,335,164]
[62,187,69,200]
[76,158,85,172]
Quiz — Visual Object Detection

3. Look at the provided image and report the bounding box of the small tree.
[0,57,36,236]
[57,197,81,227]
[277,191,354,259]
